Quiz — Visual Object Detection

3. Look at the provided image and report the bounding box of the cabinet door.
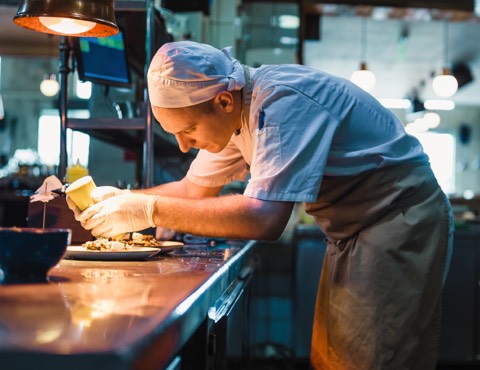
[210,267,254,370]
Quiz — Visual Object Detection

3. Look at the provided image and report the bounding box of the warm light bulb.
[351,68,376,92]
[40,75,60,97]
[423,112,441,129]
[432,71,458,98]
[39,17,96,35]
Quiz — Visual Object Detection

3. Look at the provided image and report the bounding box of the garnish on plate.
[82,232,162,251]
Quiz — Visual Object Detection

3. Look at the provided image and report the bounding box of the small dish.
[0,227,71,284]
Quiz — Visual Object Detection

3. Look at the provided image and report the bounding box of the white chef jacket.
[186,64,429,203]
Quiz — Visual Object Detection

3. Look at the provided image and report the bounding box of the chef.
[69,41,453,369]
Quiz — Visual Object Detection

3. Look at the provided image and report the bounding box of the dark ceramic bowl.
[0,227,71,284]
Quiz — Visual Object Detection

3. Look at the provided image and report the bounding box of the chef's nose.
[175,134,193,153]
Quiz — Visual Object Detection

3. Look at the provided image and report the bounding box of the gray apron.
[306,163,453,370]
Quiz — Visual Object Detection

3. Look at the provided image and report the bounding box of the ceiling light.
[405,121,429,134]
[39,17,96,35]
[13,0,118,37]
[432,68,458,98]
[423,111,441,129]
[351,18,376,92]
[279,36,298,46]
[40,74,60,97]
[424,99,455,110]
[351,63,376,92]
[432,21,457,98]
[39,35,60,97]
[276,15,299,29]
[377,98,412,110]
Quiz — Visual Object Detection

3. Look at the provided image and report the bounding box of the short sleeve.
[186,141,249,188]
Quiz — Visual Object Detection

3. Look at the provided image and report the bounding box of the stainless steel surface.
[0,240,257,370]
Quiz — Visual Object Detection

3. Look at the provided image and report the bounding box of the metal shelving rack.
[58,0,157,188]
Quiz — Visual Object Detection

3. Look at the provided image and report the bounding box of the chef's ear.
[215,91,234,113]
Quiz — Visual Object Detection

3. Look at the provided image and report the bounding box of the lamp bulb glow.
[432,73,458,98]
[40,75,60,97]
[39,17,96,35]
[351,69,376,92]
[423,112,441,129]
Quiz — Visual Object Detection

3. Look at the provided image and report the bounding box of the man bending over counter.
[67,41,453,370]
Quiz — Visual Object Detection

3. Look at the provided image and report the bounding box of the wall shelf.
[68,118,184,157]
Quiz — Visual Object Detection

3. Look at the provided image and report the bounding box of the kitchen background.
[0,0,480,367]
[0,0,480,197]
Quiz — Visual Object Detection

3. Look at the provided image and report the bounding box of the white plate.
[65,245,161,261]
[158,241,184,252]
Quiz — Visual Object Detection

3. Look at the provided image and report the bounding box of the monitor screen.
[74,30,132,88]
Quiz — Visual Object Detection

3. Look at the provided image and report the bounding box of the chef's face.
[152,92,240,153]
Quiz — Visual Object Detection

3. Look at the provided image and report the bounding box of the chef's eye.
[183,127,195,135]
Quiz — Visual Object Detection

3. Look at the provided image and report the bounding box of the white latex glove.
[66,195,81,218]
[91,186,130,202]
[66,186,130,218]
[75,193,157,238]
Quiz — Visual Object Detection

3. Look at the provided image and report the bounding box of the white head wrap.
[147,41,246,108]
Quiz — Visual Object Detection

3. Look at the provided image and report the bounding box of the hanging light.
[423,111,441,129]
[432,21,458,98]
[351,17,376,92]
[39,35,60,97]
[40,74,60,97]
[13,0,118,37]
[351,62,376,92]
[432,68,458,98]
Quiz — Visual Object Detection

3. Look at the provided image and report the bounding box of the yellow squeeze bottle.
[65,176,97,211]
[66,160,89,184]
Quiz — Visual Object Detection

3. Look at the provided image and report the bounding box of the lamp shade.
[13,0,118,37]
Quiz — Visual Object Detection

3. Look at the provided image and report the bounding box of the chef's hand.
[66,186,131,218]
[66,196,81,218]
[75,193,157,238]
[91,186,130,202]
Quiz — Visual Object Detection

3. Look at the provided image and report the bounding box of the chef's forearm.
[134,177,223,199]
[132,180,188,197]
[151,194,294,241]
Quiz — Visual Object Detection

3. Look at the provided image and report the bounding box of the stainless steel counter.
[0,240,258,370]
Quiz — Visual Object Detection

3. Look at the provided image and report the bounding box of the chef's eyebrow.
[172,122,196,135]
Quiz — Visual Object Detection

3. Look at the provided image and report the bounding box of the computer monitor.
[74,30,132,88]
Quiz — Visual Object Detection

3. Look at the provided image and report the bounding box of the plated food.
[65,245,160,261]
[65,233,184,260]
[82,232,163,252]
